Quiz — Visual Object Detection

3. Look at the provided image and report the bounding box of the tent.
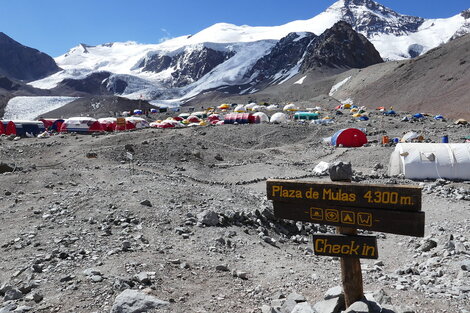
[401,131,420,142]
[234,105,246,113]
[191,111,208,119]
[412,113,425,119]
[150,108,158,113]
[0,121,4,135]
[224,113,260,124]
[1,120,45,137]
[253,112,269,123]
[98,118,117,132]
[330,128,367,147]
[294,112,319,120]
[283,104,298,112]
[266,104,278,111]
[218,103,230,110]
[126,117,149,129]
[455,119,468,125]
[59,117,104,133]
[384,110,396,116]
[244,103,257,111]
[270,112,288,124]
[389,143,470,180]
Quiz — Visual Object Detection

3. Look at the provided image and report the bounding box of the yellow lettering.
[272,186,281,196]
[332,245,341,254]
[315,239,325,252]
[365,246,375,256]
[296,190,302,198]
[341,245,350,254]
[349,193,356,202]
[323,188,332,200]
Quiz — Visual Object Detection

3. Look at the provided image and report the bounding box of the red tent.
[0,122,4,135]
[5,121,16,135]
[331,128,367,147]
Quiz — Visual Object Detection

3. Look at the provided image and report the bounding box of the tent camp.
[330,128,367,147]
[1,120,45,137]
[389,143,470,180]
[59,117,104,133]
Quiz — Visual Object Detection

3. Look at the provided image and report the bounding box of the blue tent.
[413,113,425,119]
[358,116,369,121]
[433,115,445,120]
[384,110,396,116]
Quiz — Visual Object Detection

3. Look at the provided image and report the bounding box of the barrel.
[382,136,389,144]
[442,135,449,143]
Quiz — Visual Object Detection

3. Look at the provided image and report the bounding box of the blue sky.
[0,0,468,57]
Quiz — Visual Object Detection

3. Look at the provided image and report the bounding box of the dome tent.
[270,112,288,124]
[253,112,269,123]
[330,128,367,147]
[389,143,470,180]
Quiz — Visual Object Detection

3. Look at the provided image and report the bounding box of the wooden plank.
[312,234,378,259]
[272,201,425,237]
[267,179,422,211]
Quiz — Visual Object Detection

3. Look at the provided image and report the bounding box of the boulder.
[110,289,169,313]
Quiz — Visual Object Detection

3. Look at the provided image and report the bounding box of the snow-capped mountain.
[28,0,470,103]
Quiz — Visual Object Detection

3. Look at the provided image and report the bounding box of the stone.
[140,200,152,207]
[0,163,14,174]
[134,272,151,285]
[313,297,344,313]
[286,292,306,302]
[0,303,16,313]
[216,265,229,272]
[343,300,369,313]
[4,288,23,301]
[329,162,353,182]
[91,275,103,283]
[371,289,392,305]
[461,260,470,271]
[232,270,248,280]
[280,299,298,313]
[110,289,169,313]
[292,302,315,313]
[122,241,132,251]
[420,239,437,252]
[324,286,343,300]
[197,210,219,226]
[261,305,279,313]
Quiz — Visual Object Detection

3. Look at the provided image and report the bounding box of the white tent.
[389,143,470,180]
[270,112,288,124]
[253,112,269,123]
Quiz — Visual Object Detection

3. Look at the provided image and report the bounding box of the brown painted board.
[267,179,422,211]
[312,234,378,259]
[273,201,425,237]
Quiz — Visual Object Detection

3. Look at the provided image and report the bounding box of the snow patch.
[293,75,307,85]
[4,96,79,120]
[329,76,351,96]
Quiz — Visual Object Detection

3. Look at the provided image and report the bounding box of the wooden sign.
[116,117,126,127]
[312,234,378,259]
[267,179,422,211]
[272,201,424,237]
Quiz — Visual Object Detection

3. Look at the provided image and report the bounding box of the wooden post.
[337,226,364,307]
[329,162,364,307]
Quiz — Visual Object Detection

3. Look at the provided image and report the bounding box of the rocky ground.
[0,110,469,313]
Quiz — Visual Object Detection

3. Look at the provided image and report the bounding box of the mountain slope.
[0,32,60,81]
[330,33,470,119]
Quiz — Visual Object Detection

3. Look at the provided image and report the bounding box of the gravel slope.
[0,111,469,313]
